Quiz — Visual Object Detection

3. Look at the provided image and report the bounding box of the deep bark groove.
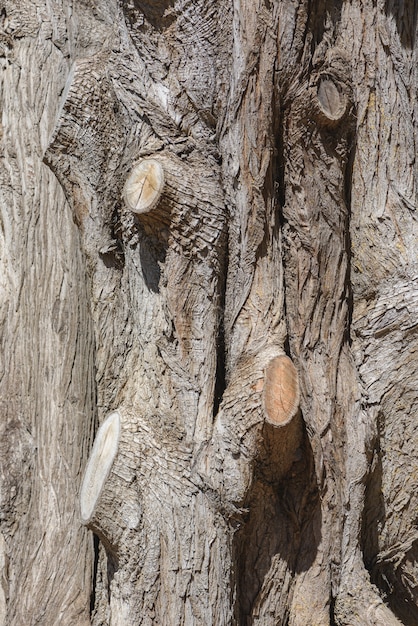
[2,0,418,624]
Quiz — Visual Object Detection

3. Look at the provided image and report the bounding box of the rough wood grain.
[0,2,95,624]
[1,0,418,624]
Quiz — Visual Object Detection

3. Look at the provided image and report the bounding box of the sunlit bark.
[1,0,418,624]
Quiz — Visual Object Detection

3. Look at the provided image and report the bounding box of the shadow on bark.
[233,430,321,624]
[138,235,165,293]
[124,0,176,30]
[384,0,417,48]
[362,419,418,625]
[375,543,418,626]
[362,438,385,582]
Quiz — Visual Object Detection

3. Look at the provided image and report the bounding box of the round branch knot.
[263,355,300,426]
[316,74,349,124]
[123,158,165,214]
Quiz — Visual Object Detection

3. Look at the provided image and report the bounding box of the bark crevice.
[3,0,418,624]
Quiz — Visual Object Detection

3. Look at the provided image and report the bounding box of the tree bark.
[1,0,418,624]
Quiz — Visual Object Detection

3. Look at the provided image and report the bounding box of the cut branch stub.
[263,355,300,426]
[123,158,165,214]
[315,74,348,125]
[79,409,141,553]
[80,411,121,524]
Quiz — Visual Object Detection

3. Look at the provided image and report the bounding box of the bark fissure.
[2,0,418,624]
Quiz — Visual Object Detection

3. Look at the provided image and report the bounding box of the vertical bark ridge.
[44,2,234,622]
[349,0,418,621]
[219,0,283,371]
[0,2,95,623]
[274,3,398,623]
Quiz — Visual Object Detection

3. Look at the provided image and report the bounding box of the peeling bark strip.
[2,0,418,624]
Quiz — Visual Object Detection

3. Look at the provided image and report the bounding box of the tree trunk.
[1,0,418,624]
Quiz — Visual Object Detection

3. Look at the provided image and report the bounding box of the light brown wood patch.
[263,356,300,426]
[123,158,165,214]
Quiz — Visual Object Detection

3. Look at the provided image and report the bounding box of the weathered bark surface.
[1,0,418,624]
[0,3,95,624]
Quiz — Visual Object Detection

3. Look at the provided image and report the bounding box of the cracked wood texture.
[1,0,418,625]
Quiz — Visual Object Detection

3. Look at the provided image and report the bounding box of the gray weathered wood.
[1,0,418,624]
